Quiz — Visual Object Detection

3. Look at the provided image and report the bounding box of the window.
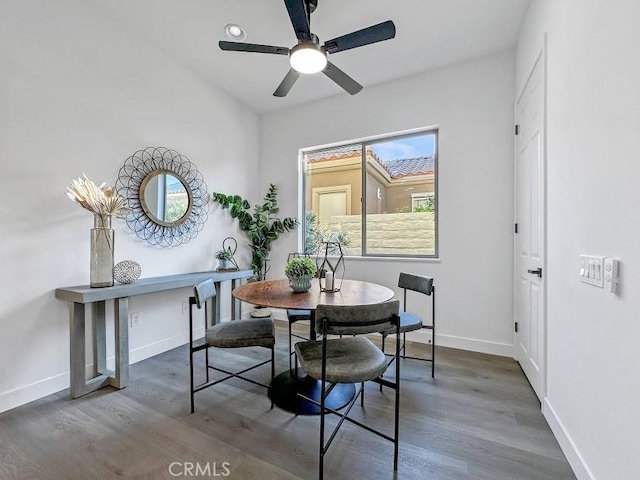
[302,129,438,257]
[410,192,435,212]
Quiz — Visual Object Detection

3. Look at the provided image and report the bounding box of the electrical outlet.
[130,312,142,328]
[182,303,189,315]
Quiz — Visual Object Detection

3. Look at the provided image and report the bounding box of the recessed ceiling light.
[224,23,246,40]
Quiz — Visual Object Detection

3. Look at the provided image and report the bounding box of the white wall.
[260,51,516,356]
[0,1,259,413]
[517,1,640,479]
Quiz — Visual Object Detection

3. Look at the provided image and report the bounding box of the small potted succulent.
[284,256,317,293]
[214,248,234,270]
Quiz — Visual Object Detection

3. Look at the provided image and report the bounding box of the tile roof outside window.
[381,156,435,178]
[306,145,433,179]
[306,144,364,162]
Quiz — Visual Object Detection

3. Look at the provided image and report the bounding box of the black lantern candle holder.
[216,237,239,271]
[316,241,345,292]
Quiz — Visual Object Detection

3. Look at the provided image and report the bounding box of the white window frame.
[301,126,439,258]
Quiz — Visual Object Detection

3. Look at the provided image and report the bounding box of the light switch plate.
[580,255,604,287]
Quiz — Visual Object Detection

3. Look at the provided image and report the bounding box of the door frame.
[513,36,548,402]
[311,184,352,221]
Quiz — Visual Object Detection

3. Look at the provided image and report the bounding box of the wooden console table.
[55,269,253,398]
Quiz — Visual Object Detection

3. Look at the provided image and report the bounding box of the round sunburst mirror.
[115,147,209,247]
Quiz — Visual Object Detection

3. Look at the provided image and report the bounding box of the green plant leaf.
[211,184,300,279]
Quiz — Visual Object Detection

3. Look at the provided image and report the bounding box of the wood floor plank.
[0,326,576,480]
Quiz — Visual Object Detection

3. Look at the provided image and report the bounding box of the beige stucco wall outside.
[306,156,433,216]
[326,212,435,256]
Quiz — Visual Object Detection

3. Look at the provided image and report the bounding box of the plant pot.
[217,258,231,270]
[288,275,312,293]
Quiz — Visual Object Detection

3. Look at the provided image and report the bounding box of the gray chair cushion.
[399,312,424,332]
[205,318,275,348]
[295,337,387,384]
[381,312,429,336]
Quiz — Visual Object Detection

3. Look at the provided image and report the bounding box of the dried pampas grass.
[66,174,127,216]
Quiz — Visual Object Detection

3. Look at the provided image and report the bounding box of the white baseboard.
[101,329,206,371]
[0,372,70,414]
[272,309,513,357]
[0,313,512,414]
[0,328,206,414]
[435,333,513,357]
[128,330,194,365]
[543,398,595,480]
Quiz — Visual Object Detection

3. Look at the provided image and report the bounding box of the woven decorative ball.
[113,260,142,284]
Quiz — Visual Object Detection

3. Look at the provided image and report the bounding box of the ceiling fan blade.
[273,69,301,97]
[323,62,363,95]
[219,41,289,55]
[283,0,311,40]
[324,20,396,54]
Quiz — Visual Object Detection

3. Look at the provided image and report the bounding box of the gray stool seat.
[380,272,436,380]
[205,319,275,348]
[399,312,427,332]
[388,312,424,334]
[296,337,387,384]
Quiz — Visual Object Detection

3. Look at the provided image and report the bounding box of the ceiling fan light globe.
[290,44,327,74]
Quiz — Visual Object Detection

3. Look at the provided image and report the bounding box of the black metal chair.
[295,301,401,479]
[381,272,435,379]
[189,279,275,413]
[286,309,311,370]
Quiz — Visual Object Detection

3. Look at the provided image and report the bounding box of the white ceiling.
[95,0,531,114]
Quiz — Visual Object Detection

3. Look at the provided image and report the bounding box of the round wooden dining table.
[232,278,395,414]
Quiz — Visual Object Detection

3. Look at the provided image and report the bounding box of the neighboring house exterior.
[304,145,436,256]
[305,144,435,220]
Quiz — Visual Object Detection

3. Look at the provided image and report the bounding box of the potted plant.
[212,184,298,280]
[304,210,351,255]
[214,248,234,270]
[284,256,317,293]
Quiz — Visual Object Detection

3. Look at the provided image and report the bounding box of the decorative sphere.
[113,260,142,284]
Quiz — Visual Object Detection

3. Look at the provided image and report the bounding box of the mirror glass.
[141,171,192,226]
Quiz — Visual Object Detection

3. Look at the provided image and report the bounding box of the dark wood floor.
[0,325,576,480]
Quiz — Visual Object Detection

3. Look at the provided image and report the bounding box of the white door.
[514,50,546,401]
[312,185,351,226]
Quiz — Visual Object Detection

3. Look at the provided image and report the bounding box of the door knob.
[527,267,543,278]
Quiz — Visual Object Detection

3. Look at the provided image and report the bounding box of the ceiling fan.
[218,0,396,97]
